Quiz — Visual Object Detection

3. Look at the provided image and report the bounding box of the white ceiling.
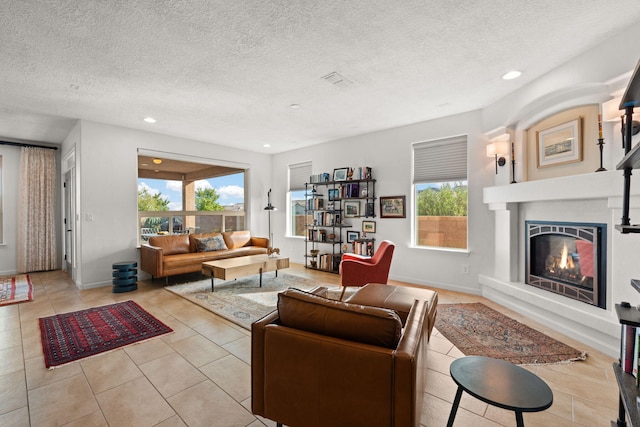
[2,1,640,153]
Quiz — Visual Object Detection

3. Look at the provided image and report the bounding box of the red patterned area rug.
[0,274,34,306]
[39,300,173,369]
[435,302,587,365]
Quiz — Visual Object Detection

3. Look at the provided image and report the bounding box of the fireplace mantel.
[480,170,640,357]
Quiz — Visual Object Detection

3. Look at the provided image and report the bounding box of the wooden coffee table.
[201,255,290,292]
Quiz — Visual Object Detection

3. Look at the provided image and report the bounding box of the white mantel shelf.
[484,170,632,205]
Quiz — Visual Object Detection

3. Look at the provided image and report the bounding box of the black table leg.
[447,386,463,427]
[515,411,524,427]
[211,276,214,292]
[259,268,263,287]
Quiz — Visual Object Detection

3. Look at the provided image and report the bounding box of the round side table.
[447,356,553,427]
[112,261,138,293]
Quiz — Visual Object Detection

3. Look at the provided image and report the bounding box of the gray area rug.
[165,273,346,330]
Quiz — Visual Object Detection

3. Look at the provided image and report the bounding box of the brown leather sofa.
[140,230,268,280]
[252,283,438,427]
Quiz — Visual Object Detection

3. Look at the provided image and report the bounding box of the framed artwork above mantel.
[536,117,583,168]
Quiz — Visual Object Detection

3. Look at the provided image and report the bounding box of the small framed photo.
[362,220,376,233]
[347,231,360,243]
[380,196,406,218]
[536,117,583,168]
[328,188,339,201]
[333,167,349,182]
[344,200,360,217]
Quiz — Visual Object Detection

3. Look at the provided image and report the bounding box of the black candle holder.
[595,138,606,172]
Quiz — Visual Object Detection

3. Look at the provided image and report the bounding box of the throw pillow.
[195,235,228,252]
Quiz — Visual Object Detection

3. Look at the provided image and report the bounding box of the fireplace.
[525,221,606,309]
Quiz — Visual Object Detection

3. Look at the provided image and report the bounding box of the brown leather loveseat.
[140,230,268,281]
[252,283,438,427]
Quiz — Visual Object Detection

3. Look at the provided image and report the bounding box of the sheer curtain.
[17,147,58,273]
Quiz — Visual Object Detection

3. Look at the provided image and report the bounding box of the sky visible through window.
[138,172,244,210]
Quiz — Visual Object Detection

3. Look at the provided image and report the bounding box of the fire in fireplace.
[525,221,606,309]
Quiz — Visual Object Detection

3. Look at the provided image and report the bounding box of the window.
[413,136,468,250]
[0,155,2,244]
[137,154,246,243]
[288,161,312,237]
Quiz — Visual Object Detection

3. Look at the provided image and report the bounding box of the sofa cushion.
[277,288,402,349]
[148,234,190,255]
[195,235,228,252]
[223,231,251,249]
[189,232,223,253]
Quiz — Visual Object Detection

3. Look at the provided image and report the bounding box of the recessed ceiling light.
[502,70,522,80]
[152,158,163,164]
[144,117,157,123]
[289,104,301,109]
[141,163,148,166]
[263,144,271,148]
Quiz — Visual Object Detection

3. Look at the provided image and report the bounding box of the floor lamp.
[264,189,279,255]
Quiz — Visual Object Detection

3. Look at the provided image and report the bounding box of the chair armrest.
[250,236,269,248]
[339,257,379,287]
[140,244,163,277]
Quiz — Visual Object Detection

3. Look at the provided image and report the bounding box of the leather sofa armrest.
[140,244,163,277]
[250,236,269,248]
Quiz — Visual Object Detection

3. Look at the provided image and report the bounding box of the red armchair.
[339,240,395,300]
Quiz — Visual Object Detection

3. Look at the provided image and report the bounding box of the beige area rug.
[165,273,346,330]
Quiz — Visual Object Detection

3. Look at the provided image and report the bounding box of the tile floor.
[0,265,621,426]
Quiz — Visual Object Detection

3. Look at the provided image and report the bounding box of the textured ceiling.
[2,1,640,153]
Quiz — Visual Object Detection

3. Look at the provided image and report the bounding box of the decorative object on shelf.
[347,231,360,243]
[344,200,360,217]
[595,113,607,172]
[536,117,583,168]
[361,188,369,197]
[333,167,349,181]
[328,188,339,200]
[486,141,509,174]
[264,188,279,254]
[362,220,376,233]
[510,142,517,184]
[309,249,319,256]
[380,196,406,218]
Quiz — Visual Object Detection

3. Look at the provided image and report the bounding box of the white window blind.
[289,161,312,191]
[413,135,467,183]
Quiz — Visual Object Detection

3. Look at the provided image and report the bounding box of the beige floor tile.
[159,316,199,344]
[81,350,143,394]
[18,300,55,322]
[0,304,20,319]
[28,373,100,426]
[0,328,22,350]
[22,334,43,360]
[200,354,251,402]
[0,314,20,332]
[426,349,455,376]
[0,347,24,376]
[168,334,229,367]
[139,352,207,398]
[0,370,27,415]
[62,410,108,427]
[427,333,455,355]
[155,414,188,427]
[0,406,30,427]
[123,335,176,365]
[19,317,41,339]
[25,355,83,390]
[222,335,252,365]
[167,380,255,427]
[95,376,175,426]
[193,317,246,346]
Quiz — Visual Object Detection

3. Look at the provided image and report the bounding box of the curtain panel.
[17,147,58,273]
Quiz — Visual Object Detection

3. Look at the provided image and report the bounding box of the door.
[63,168,75,278]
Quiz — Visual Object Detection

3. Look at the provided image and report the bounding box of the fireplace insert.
[525,221,606,309]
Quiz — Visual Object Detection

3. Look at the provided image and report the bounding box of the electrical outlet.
[462,264,470,275]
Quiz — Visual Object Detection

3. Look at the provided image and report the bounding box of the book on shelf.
[306,198,324,210]
[309,173,330,183]
[621,324,636,374]
[634,328,640,379]
[350,166,372,180]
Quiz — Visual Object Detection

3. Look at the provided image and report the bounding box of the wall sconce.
[486,141,510,174]
[603,97,640,148]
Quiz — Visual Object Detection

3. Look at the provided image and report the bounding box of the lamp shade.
[486,141,510,157]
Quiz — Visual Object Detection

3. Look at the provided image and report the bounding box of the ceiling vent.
[321,71,353,88]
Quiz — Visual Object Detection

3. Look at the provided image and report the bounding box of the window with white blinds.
[413,135,468,250]
[289,161,312,191]
[413,135,467,183]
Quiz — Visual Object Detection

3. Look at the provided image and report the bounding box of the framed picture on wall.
[362,220,376,233]
[380,196,406,218]
[333,167,349,181]
[536,117,583,168]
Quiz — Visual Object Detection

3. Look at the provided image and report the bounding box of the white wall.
[72,120,272,288]
[273,110,495,294]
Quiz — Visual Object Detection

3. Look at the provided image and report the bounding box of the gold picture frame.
[536,117,583,168]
